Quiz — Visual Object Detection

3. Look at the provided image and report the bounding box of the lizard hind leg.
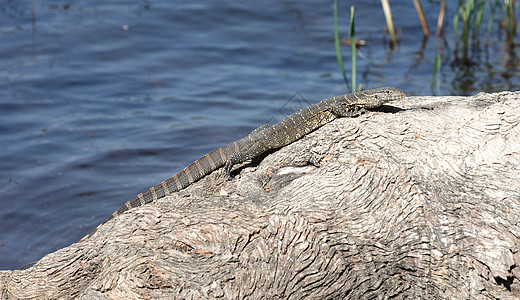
[223,141,266,180]
[222,125,271,180]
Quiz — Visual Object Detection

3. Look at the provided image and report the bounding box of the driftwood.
[1,91,520,299]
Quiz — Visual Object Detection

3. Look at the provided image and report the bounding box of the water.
[0,0,518,270]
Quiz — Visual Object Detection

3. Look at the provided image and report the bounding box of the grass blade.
[333,0,350,89]
[413,0,430,36]
[381,0,397,44]
[436,1,446,37]
[432,52,441,95]
[349,6,356,92]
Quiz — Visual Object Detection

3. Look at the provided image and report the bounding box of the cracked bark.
[1,91,520,299]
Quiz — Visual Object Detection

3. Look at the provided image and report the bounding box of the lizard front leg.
[330,103,366,117]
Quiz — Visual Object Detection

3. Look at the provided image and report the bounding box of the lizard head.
[357,87,406,108]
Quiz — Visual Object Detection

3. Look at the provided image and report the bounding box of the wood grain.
[1,91,519,299]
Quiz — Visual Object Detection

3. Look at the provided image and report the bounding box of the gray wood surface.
[1,91,519,299]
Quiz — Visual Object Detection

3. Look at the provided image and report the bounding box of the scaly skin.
[80,87,406,241]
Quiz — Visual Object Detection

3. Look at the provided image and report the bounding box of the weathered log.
[1,91,519,299]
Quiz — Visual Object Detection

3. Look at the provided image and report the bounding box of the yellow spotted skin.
[80,87,406,241]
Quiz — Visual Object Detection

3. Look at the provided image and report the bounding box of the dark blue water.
[1,0,518,269]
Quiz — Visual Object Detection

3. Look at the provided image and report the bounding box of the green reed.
[453,0,517,56]
[332,0,518,93]
[432,52,442,94]
[333,1,357,92]
[349,6,356,92]
[334,0,350,90]
[381,0,397,44]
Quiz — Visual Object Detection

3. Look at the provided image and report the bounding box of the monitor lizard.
[80,87,406,241]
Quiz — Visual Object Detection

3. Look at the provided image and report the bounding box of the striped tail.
[80,135,255,242]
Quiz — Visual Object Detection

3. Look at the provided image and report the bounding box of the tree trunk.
[1,91,519,299]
